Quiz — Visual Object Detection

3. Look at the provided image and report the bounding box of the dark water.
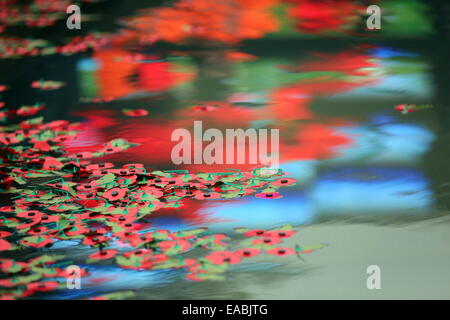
[2,0,450,299]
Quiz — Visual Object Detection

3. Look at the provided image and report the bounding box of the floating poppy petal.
[89,249,118,260]
[0,239,11,251]
[235,248,261,258]
[122,109,149,117]
[266,247,296,256]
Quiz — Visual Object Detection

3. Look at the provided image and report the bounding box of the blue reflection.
[279,160,318,186]
[331,46,432,99]
[199,191,315,232]
[326,121,435,165]
[149,216,192,232]
[309,168,433,216]
[370,47,418,59]
[76,58,100,71]
[373,123,435,163]
[45,265,176,300]
[370,113,396,125]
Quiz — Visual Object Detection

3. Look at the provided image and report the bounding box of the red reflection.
[93,49,196,99]
[69,49,379,172]
[64,46,381,226]
[119,0,279,44]
[301,51,378,76]
[281,123,352,161]
[138,60,195,92]
[286,0,366,34]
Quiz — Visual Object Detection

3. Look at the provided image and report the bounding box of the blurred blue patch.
[325,122,435,165]
[44,265,176,300]
[370,47,418,59]
[370,113,397,125]
[76,58,100,71]
[200,191,315,232]
[279,160,318,186]
[309,168,433,216]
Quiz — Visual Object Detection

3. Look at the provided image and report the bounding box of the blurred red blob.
[286,0,365,34]
[119,0,280,44]
[122,109,149,117]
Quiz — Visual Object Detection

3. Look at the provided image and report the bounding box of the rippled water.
[2,0,450,299]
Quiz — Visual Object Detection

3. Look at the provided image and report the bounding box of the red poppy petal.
[266,247,296,256]
[235,248,261,257]
[0,239,11,251]
[89,249,118,260]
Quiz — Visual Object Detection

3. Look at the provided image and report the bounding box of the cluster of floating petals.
[0,104,328,299]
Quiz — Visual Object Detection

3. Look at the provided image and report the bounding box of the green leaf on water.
[21,236,46,244]
[6,263,24,274]
[93,172,116,185]
[139,193,159,202]
[221,176,240,183]
[138,205,156,215]
[109,138,136,148]
[13,176,27,185]
[29,255,65,266]
[175,228,208,238]
[221,191,242,199]
[150,170,170,178]
[233,227,249,233]
[115,255,142,267]
[12,274,42,285]
[66,186,77,197]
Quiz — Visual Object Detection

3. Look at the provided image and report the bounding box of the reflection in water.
[310,168,433,216]
[197,191,315,232]
[1,0,446,300]
[66,43,438,231]
[64,44,439,227]
[46,265,177,300]
[328,121,435,165]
